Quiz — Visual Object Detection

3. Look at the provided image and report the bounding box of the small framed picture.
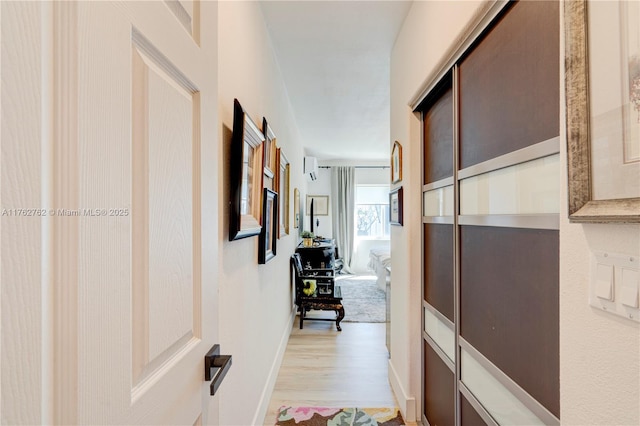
[306,195,329,216]
[262,118,278,180]
[259,188,278,264]
[276,149,290,237]
[391,141,402,184]
[294,188,300,229]
[390,186,403,226]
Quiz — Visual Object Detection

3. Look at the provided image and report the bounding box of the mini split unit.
[304,157,318,181]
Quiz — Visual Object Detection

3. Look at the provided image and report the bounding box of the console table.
[295,240,336,270]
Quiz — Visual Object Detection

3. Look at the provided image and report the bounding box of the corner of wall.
[388,359,417,422]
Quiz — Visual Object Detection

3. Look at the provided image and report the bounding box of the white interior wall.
[558,7,640,424]
[305,167,332,238]
[390,0,640,424]
[355,167,390,185]
[217,2,307,424]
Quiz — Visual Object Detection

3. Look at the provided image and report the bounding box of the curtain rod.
[318,165,389,169]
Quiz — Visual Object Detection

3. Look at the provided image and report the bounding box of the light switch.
[590,252,639,322]
[595,263,614,301]
[620,268,639,308]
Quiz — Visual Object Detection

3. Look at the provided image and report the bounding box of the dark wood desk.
[293,244,344,331]
[295,240,336,270]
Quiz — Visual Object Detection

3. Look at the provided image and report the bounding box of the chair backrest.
[291,253,337,301]
[291,253,304,277]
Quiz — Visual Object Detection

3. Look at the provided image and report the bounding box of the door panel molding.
[458,137,559,180]
[458,214,559,230]
[52,2,80,423]
[460,384,497,426]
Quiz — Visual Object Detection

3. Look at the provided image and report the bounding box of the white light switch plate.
[594,263,614,300]
[590,252,640,323]
[620,269,639,308]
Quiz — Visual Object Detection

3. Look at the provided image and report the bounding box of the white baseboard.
[251,307,296,425]
[389,359,417,422]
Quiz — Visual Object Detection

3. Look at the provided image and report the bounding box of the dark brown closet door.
[460,226,559,416]
[461,395,487,426]
[424,87,453,184]
[424,341,455,426]
[459,0,559,169]
[424,224,454,321]
[420,1,560,425]
[421,77,456,426]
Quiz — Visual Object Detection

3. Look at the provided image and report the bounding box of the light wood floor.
[263,316,398,425]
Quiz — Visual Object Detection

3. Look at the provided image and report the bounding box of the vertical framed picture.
[391,141,403,184]
[262,117,278,182]
[294,188,300,229]
[259,188,278,264]
[229,99,264,241]
[390,186,403,226]
[565,0,640,222]
[277,149,290,237]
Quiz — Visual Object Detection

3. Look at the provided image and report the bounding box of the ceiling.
[260,1,412,163]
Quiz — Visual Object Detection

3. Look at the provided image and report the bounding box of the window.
[355,185,390,238]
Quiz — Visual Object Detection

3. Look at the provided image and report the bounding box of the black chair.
[291,253,344,331]
[333,245,344,274]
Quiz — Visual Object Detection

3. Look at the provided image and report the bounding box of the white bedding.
[368,247,391,291]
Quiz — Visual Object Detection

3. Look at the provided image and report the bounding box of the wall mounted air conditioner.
[304,157,318,181]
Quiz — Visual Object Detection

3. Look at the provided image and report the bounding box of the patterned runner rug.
[275,406,404,426]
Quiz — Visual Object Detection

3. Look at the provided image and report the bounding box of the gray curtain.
[331,166,355,273]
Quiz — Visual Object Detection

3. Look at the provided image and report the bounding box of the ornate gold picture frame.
[391,141,403,184]
[565,0,640,223]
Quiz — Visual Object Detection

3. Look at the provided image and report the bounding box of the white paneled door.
[1,1,220,424]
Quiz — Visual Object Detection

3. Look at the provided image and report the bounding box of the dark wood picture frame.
[390,186,403,226]
[565,0,640,223]
[259,188,278,264]
[229,99,265,241]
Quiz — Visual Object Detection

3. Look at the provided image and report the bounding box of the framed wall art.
[229,99,265,240]
[306,195,329,216]
[262,117,278,183]
[276,148,290,237]
[294,188,300,229]
[565,0,640,222]
[390,186,403,226]
[391,141,403,184]
[259,188,278,264]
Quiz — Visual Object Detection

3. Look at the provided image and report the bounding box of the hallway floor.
[263,318,397,425]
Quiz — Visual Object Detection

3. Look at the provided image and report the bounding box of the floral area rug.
[275,406,404,426]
